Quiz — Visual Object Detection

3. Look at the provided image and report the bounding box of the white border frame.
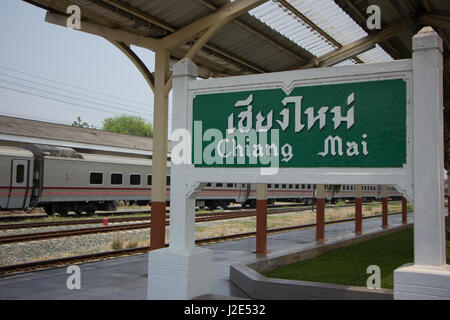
[186,60,413,200]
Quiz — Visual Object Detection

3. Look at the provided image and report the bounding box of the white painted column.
[147,59,213,300]
[394,27,450,300]
[411,27,446,267]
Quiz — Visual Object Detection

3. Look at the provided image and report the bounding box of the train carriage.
[0,146,34,210]
[0,143,403,214]
[38,152,160,215]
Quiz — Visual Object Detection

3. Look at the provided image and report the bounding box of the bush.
[111,237,124,250]
[126,239,139,249]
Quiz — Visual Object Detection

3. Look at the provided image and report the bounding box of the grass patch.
[111,237,124,250]
[262,228,450,289]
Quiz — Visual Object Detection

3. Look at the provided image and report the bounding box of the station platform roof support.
[20,0,450,299]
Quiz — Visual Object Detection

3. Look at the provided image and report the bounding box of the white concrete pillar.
[411,27,446,267]
[394,27,450,300]
[147,59,213,300]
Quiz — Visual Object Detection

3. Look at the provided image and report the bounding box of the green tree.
[102,115,153,137]
[72,116,93,128]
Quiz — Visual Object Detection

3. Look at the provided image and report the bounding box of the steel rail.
[0,202,362,230]
[0,211,407,274]
[0,204,363,242]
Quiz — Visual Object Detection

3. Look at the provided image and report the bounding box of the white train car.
[197,183,402,209]
[37,151,161,215]
[0,146,34,210]
[0,143,404,214]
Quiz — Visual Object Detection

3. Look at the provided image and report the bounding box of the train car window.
[301,184,305,189]
[16,164,25,183]
[268,184,272,189]
[147,175,152,185]
[307,184,311,189]
[295,184,299,189]
[289,184,293,189]
[227,183,234,188]
[90,172,103,185]
[275,184,279,188]
[166,176,171,185]
[206,183,212,187]
[216,183,223,187]
[130,174,141,185]
[282,184,286,189]
[111,173,123,185]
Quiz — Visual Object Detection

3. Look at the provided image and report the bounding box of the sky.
[0,0,168,129]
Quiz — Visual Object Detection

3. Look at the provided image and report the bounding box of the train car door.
[237,183,251,204]
[7,159,30,209]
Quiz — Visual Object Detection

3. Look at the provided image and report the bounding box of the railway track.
[0,202,308,222]
[0,204,363,243]
[0,203,360,230]
[0,211,407,274]
[0,207,306,244]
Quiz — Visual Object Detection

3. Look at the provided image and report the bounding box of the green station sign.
[192,78,407,168]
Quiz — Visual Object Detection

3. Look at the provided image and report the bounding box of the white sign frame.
[183,59,413,201]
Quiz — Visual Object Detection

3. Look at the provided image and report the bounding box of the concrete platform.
[0,213,413,300]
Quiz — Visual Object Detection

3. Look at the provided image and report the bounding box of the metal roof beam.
[418,1,450,93]
[108,41,155,92]
[277,0,364,64]
[95,0,268,75]
[45,11,162,51]
[337,0,405,60]
[160,0,268,49]
[298,21,408,69]
[417,7,450,50]
[100,0,175,33]
[418,13,450,29]
[195,0,310,64]
[393,0,420,34]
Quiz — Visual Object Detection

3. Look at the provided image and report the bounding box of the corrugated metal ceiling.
[22,0,450,101]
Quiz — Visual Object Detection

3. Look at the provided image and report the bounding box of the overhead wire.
[0,78,153,118]
[0,65,153,108]
[0,71,154,114]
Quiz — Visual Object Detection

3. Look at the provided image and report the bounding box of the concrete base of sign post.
[147,246,213,300]
[394,264,450,299]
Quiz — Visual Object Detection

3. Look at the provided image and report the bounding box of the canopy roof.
[23,0,450,102]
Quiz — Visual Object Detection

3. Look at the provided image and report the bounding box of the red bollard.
[102,217,108,226]
[402,197,407,224]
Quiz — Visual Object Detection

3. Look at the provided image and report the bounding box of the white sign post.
[393,27,450,300]
[147,27,449,300]
[147,60,213,300]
